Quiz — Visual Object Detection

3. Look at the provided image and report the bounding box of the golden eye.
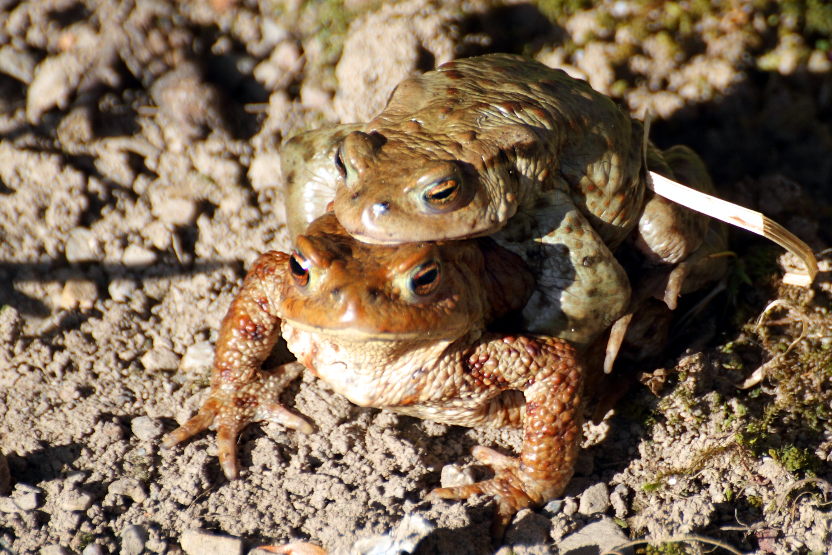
[423,178,460,207]
[289,251,310,287]
[409,261,440,297]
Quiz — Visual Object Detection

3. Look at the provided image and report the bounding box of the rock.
[121,524,147,555]
[439,464,475,488]
[333,0,457,122]
[81,544,106,555]
[65,227,100,263]
[0,44,37,83]
[122,244,157,266]
[610,484,629,518]
[108,478,147,503]
[180,528,243,555]
[543,499,563,515]
[140,346,179,372]
[59,488,94,512]
[504,509,552,548]
[39,546,72,555]
[579,482,611,515]
[12,483,42,511]
[559,517,629,554]
[131,416,164,441]
[151,196,198,226]
[180,341,214,374]
[108,279,137,302]
[60,279,99,310]
[0,305,22,347]
[352,514,435,555]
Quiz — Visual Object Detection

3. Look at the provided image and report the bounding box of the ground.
[1,1,831,554]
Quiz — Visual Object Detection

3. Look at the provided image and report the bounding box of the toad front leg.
[162,252,312,479]
[430,334,583,528]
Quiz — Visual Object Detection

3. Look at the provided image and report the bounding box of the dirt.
[1,1,831,554]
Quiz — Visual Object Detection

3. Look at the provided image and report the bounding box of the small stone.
[561,497,578,516]
[504,509,551,547]
[108,478,147,503]
[0,44,37,83]
[0,305,22,346]
[559,517,629,554]
[140,346,179,372]
[12,483,42,510]
[39,546,72,555]
[579,482,610,515]
[152,197,198,226]
[439,464,476,488]
[180,341,214,374]
[81,544,106,555]
[131,416,164,441]
[65,228,100,263]
[60,279,98,310]
[542,499,563,515]
[122,244,157,266]
[121,524,147,555]
[610,484,629,518]
[59,488,94,511]
[108,279,137,302]
[180,528,243,555]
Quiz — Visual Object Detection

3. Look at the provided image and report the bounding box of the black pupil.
[411,265,438,291]
[427,180,457,200]
[290,255,308,278]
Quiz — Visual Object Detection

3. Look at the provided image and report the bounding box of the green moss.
[642,481,662,493]
[769,445,822,474]
[806,0,832,35]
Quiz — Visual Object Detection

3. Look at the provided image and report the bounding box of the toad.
[281,54,720,349]
[163,214,584,525]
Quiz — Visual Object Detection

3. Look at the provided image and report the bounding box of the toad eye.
[289,251,310,287]
[334,144,346,179]
[408,261,441,297]
[422,177,461,210]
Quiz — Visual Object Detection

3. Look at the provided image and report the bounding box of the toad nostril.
[371,201,390,217]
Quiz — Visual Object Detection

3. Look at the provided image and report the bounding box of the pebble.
[439,464,476,488]
[108,279,137,302]
[559,517,629,553]
[60,279,98,310]
[504,509,551,547]
[131,416,164,441]
[12,483,42,511]
[140,346,180,372]
[121,524,147,555]
[0,44,37,83]
[180,528,243,555]
[352,515,435,555]
[81,544,106,555]
[122,244,157,266]
[65,227,100,263]
[108,478,147,503]
[610,484,630,518]
[542,499,563,515]
[59,488,94,512]
[152,197,198,226]
[39,546,72,555]
[180,341,214,373]
[579,482,611,515]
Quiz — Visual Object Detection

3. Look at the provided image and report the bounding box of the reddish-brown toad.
[163,214,584,525]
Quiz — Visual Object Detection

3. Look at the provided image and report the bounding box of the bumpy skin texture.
[282,54,721,347]
[163,214,583,527]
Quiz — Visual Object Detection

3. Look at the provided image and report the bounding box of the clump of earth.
[1,1,830,554]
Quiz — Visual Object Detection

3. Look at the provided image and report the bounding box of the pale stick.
[648,171,818,287]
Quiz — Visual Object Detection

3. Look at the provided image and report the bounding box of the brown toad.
[163,214,583,525]
[281,54,722,350]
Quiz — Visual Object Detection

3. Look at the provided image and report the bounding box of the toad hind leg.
[162,252,312,480]
[429,334,583,531]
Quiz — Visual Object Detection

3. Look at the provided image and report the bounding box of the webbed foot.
[162,362,312,480]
